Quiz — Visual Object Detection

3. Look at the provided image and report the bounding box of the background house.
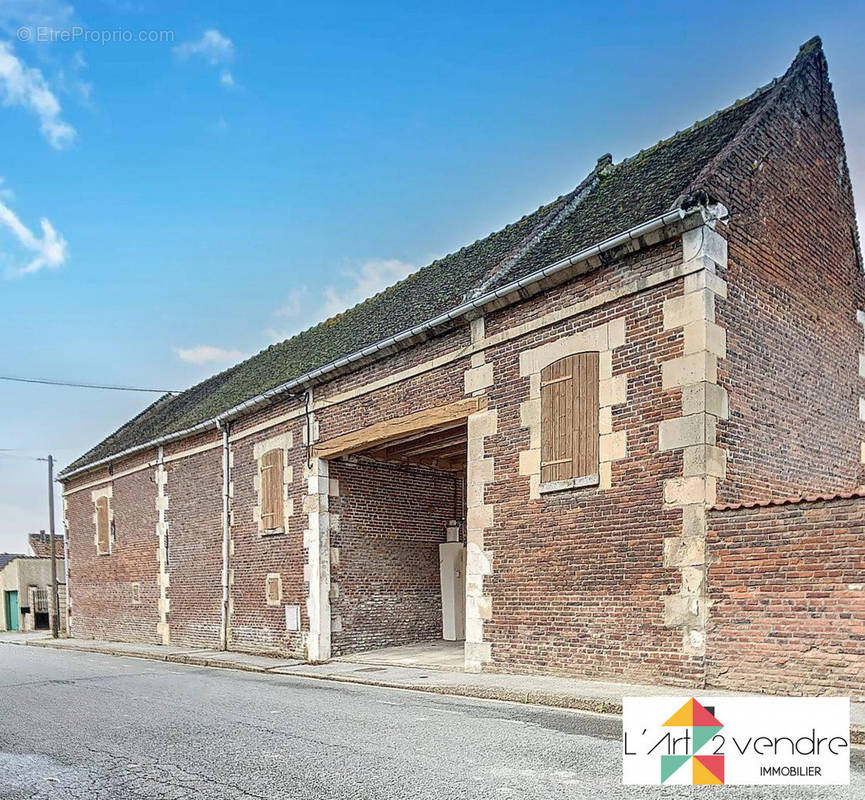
[0,538,67,634]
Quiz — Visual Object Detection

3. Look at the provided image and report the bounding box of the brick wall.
[710,45,865,503]
[65,463,161,643]
[707,495,865,697]
[329,457,462,656]
[482,261,702,685]
[229,420,307,656]
[163,438,224,649]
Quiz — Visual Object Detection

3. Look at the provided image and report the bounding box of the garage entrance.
[315,400,476,670]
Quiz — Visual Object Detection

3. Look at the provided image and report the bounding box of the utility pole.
[47,454,60,639]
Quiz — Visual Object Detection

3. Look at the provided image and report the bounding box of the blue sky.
[1,0,863,551]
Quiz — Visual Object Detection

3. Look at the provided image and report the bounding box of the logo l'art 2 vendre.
[622,697,850,786]
[657,698,725,784]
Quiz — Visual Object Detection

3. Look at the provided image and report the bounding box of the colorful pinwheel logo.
[661,698,725,785]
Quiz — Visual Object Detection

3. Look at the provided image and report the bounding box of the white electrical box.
[285,604,301,632]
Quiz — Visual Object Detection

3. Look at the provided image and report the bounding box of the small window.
[131,582,141,605]
[260,449,285,531]
[540,352,599,487]
[95,496,111,554]
[265,573,283,606]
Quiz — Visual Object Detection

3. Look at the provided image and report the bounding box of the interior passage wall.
[64,468,160,643]
[707,496,865,698]
[329,457,462,656]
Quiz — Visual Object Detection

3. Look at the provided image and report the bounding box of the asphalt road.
[0,644,861,799]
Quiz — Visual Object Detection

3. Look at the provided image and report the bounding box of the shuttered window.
[260,449,285,531]
[540,352,599,485]
[95,496,111,554]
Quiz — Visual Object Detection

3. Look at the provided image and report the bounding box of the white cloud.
[174,345,244,365]
[0,178,14,202]
[265,259,415,343]
[175,29,234,64]
[175,29,236,89]
[0,0,75,37]
[0,41,75,148]
[0,193,68,276]
[274,287,308,318]
[320,258,415,318]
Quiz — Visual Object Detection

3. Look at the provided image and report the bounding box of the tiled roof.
[61,40,823,478]
[712,489,865,512]
[0,553,30,571]
[28,533,66,559]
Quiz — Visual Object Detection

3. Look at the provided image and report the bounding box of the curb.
[12,638,864,743]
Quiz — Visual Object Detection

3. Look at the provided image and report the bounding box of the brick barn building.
[60,39,864,695]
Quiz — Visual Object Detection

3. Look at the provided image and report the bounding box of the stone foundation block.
[664,594,707,627]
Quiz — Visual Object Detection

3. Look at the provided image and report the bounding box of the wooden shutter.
[260,449,285,530]
[96,496,110,554]
[540,352,599,484]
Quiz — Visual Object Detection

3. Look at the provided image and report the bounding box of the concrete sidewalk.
[5,633,862,740]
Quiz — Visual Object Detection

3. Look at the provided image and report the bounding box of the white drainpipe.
[217,420,231,651]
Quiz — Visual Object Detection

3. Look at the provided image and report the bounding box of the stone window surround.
[252,432,294,535]
[518,317,628,499]
[91,485,113,556]
[265,572,283,606]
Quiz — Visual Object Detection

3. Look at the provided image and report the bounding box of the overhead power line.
[0,375,179,394]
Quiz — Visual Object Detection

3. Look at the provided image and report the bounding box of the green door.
[4,591,19,631]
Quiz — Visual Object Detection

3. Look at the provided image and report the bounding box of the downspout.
[217,420,231,651]
[62,505,71,636]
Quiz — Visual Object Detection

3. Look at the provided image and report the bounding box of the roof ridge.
[468,157,613,298]
[675,35,824,207]
[612,79,779,183]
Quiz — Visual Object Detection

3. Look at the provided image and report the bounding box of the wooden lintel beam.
[365,422,466,459]
[383,430,467,459]
[313,397,485,460]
